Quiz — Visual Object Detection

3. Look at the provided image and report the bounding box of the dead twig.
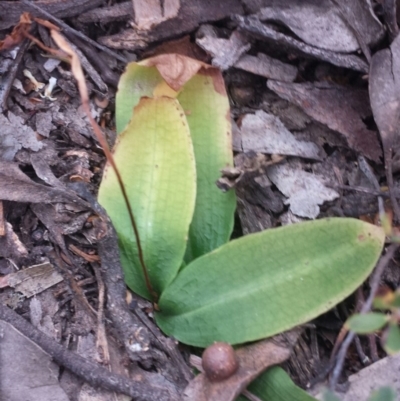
[21,0,128,64]
[93,262,111,365]
[50,30,157,301]
[0,39,29,112]
[330,243,399,389]
[0,303,180,401]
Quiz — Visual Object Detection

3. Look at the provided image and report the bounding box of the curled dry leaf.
[196,30,251,70]
[257,0,384,53]
[0,12,31,51]
[140,53,208,91]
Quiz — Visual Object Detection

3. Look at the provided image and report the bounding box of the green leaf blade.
[384,323,400,354]
[116,63,164,135]
[177,70,236,261]
[156,218,384,346]
[346,313,388,334]
[238,367,317,401]
[98,97,196,299]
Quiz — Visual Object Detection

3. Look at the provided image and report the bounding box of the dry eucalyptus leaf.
[235,15,369,73]
[238,110,320,159]
[0,320,69,401]
[0,112,42,161]
[0,262,63,298]
[132,0,180,30]
[369,28,400,155]
[183,329,301,401]
[234,52,297,81]
[267,80,382,162]
[257,0,384,53]
[267,161,339,218]
[196,30,251,70]
[0,161,89,207]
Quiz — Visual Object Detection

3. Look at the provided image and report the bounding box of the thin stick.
[330,243,399,389]
[21,0,128,64]
[0,303,178,401]
[50,30,157,302]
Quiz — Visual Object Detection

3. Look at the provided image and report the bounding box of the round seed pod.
[202,342,238,382]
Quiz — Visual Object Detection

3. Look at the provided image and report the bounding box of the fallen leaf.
[237,110,321,160]
[0,320,69,401]
[0,112,43,161]
[196,29,251,70]
[140,53,206,91]
[0,12,31,51]
[267,161,339,218]
[256,0,384,53]
[0,161,89,207]
[267,80,382,162]
[235,15,369,73]
[132,0,180,30]
[0,262,63,297]
[183,329,301,401]
[234,52,297,81]
[369,29,400,155]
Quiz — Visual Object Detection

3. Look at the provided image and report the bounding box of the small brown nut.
[202,342,238,382]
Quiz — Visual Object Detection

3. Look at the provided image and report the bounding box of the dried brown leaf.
[0,12,31,51]
[267,80,382,161]
[183,329,301,401]
[140,53,206,90]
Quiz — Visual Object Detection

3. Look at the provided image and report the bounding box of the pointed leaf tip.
[156,218,384,346]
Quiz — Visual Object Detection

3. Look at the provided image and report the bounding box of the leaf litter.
[1,1,400,400]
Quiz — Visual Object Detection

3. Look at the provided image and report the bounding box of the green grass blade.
[98,97,196,299]
[156,218,384,346]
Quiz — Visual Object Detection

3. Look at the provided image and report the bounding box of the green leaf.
[178,70,236,261]
[237,366,317,401]
[98,97,196,299]
[367,386,396,401]
[115,63,164,135]
[346,313,388,334]
[116,57,236,262]
[384,323,400,354]
[156,218,384,346]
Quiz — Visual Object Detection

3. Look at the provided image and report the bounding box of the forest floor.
[0,1,400,401]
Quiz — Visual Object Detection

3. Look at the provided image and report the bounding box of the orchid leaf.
[238,366,317,401]
[115,54,236,262]
[177,70,236,261]
[98,97,196,299]
[156,218,384,346]
[346,313,388,334]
